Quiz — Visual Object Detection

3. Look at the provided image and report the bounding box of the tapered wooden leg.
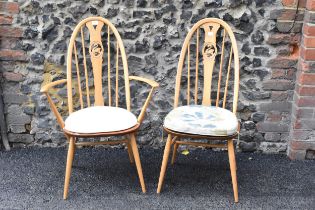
[73,138,76,155]
[227,139,239,203]
[157,134,172,193]
[126,141,134,164]
[63,137,75,200]
[171,142,179,165]
[129,133,146,193]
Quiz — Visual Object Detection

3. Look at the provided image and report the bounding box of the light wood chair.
[40,17,159,199]
[156,18,240,202]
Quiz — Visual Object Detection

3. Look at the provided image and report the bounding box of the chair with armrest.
[41,17,159,199]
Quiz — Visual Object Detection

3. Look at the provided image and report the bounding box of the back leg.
[171,142,179,165]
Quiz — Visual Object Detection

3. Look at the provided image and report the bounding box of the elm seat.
[64,106,138,134]
[164,105,238,136]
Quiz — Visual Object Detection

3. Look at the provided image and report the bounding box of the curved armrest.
[129,76,159,88]
[129,76,159,123]
[40,79,67,93]
[40,79,67,129]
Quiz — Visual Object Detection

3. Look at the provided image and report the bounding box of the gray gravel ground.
[0,147,314,209]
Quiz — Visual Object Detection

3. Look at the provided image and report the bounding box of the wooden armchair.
[157,18,240,202]
[40,17,158,199]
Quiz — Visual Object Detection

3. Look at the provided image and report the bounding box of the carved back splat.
[174,18,240,113]
[86,21,105,106]
[66,17,131,114]
[201,23,220,106]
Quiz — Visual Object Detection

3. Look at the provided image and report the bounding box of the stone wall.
[0,0,313,158]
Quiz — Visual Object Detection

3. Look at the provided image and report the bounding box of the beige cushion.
[64,106,138,134]
[164,105,238,136]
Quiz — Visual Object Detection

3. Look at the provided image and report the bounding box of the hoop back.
[174,18,240,113]
[66,17,131,114]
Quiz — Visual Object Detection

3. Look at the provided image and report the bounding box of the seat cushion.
[64,106,138,134]
[164,105,238,136]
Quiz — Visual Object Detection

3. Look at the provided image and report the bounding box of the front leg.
[129,133,146,193]
[157,134,172,193]
[63,137,76,199]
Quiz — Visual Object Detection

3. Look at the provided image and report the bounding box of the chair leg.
[63,137,75,200]
[171,142,179,165]
[157,134,172,193]
[129,133,146,193]
[126,141,134,164]
[227,139,239,203]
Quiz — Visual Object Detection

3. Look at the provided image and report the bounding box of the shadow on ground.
[0,147,314,209]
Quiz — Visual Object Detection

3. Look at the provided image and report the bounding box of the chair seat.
[64,106,138,134]
[164,105,238,136]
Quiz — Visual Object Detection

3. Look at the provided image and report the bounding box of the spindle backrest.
[66,17,130,114]
[174,18,240,113]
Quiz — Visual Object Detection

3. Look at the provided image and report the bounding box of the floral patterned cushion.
[164,105,238,136]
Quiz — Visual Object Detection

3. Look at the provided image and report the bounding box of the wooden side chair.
[157,18,240,202]
[40,17,159,199]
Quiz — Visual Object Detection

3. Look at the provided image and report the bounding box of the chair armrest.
[129,76,159,123]
[129,76,159,88]
[40,79,67,129]
[40,79,67,93]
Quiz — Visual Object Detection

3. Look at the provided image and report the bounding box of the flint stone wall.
[0,0,302,154]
